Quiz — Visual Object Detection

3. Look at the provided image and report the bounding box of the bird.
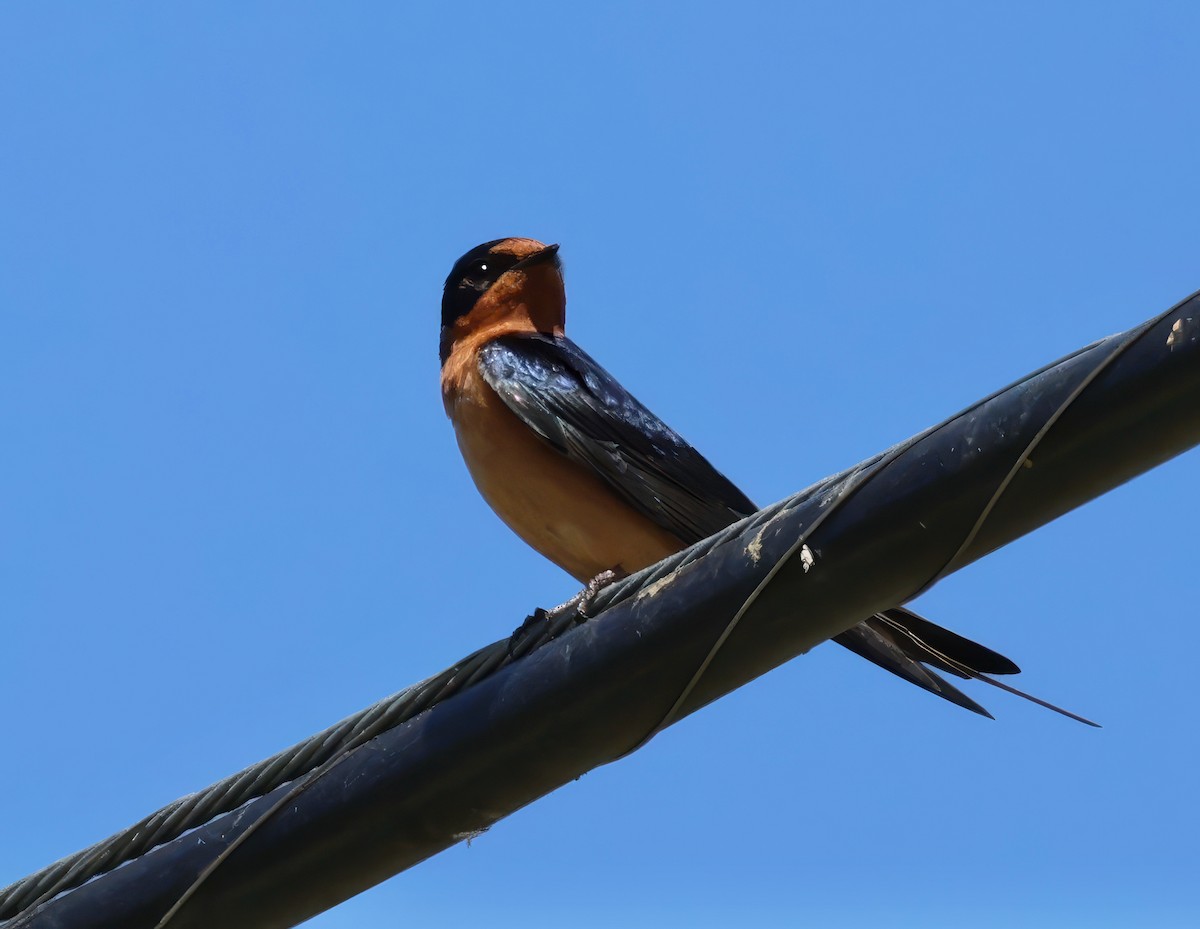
[439,236,1096,725]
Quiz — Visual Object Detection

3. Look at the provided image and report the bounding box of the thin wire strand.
[616,450,911,757]
[911,306,1174,596]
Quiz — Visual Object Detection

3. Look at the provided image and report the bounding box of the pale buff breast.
[446,364,684,583]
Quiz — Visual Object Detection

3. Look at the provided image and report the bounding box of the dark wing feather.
[876,606,1020,676]
[833,619,995,718]
[477,333,1092,724]
[478,333,755,543]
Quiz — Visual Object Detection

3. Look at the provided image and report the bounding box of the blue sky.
[2,4,1198,927]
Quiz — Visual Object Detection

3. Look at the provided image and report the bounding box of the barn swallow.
[439,237,1095,724]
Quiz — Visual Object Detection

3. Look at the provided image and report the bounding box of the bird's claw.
[575,568,622,619]
[507,569,624,656]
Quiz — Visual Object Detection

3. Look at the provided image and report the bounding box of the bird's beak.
[512,243,561,271]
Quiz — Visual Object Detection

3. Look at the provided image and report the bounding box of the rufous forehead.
[489,238,550,260]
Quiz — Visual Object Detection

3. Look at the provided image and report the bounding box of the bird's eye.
[461,256,516,292]
[442,246,523,338]
[460,259,493,286]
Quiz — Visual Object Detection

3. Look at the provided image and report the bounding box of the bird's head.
[440,238,564,365]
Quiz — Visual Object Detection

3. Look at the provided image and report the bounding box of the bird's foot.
[574,568,624,619]
[542,568,624,624]
[508,569,625,655]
